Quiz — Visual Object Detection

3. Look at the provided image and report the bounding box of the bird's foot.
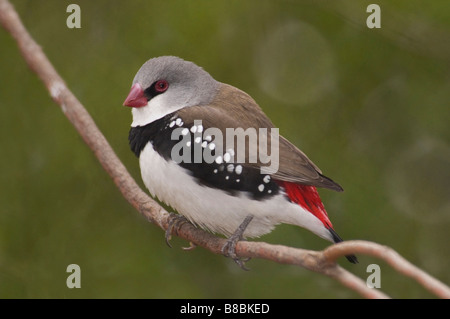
[165,213,190,248]
[221,215,254,271]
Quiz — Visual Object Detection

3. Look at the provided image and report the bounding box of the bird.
[123,56,358,267]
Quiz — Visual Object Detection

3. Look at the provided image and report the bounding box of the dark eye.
[154,79,169,93]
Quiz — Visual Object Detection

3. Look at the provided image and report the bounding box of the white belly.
[139,143,330,240]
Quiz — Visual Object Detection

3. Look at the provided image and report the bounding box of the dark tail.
[327,228,359,264]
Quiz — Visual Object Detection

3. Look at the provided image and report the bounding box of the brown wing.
[177,83,343,192]
[271,136,343,191]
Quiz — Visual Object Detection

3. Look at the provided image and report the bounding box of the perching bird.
[123,56,357,267]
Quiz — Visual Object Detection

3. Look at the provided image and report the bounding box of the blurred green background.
[1,0,449,299]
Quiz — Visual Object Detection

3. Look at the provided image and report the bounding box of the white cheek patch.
[131,95,187,127]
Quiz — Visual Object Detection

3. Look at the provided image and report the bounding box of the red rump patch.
[277,181,333,229]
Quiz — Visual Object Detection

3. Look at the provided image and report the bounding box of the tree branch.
[2,0,449,299]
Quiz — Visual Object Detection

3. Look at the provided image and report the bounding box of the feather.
[177,83,343,191]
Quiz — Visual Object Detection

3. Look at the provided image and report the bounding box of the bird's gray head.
[123,56,220,127]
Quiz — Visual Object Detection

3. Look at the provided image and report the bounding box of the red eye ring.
[154,79,169,93]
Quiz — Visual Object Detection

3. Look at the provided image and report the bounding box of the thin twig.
[1,0,449,299]
[324,241,450,298]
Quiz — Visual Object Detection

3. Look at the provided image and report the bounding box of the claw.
[182,242,197,251]
[221,215,254,270]
[165,213,189,248]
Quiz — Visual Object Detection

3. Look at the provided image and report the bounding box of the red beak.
[123,83,148,108]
